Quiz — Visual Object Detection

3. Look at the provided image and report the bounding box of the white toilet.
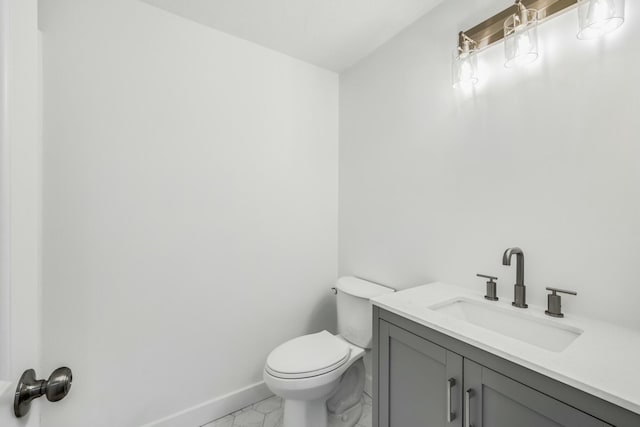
[263,277,394,427]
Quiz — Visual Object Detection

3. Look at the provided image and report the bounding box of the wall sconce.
[452,32,479,89]
[504,1,539,67]
[453,0,626,88]
[577,0,625,39]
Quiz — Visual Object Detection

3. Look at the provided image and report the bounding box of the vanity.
[370,282,640,427]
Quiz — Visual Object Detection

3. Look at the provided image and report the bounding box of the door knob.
[14,367,72,418]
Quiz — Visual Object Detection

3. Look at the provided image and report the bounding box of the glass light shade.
[504,8,539,68]
[452,48,478,89]
[577,0,625,39]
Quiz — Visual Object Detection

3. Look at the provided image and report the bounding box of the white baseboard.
[141,381,273,427]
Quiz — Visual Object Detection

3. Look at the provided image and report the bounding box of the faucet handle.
[545,287,577,318]
[477,274,498,301]
[545,287,577,296]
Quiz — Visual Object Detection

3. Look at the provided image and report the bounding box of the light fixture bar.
[462,0,577,51]
[457,32,477,52]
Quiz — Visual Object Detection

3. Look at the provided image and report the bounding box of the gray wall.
[339,0,640,328]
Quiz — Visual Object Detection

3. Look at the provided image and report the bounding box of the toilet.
[263,277,394,427]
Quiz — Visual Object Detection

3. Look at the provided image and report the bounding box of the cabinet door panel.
[378,320,463,427]
[464,360,610,427]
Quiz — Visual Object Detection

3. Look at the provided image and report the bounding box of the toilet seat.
[265,331,351,379]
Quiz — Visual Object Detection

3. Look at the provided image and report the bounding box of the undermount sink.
[430,298,583,352]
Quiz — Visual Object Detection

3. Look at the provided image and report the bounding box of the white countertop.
[371,282,640,414]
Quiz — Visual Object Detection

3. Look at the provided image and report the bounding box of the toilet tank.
[336,277,395,349]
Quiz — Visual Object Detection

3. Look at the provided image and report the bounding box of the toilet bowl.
[264,331,364,427]
[263,277,394,427]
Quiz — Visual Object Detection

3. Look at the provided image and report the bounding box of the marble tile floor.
[202,393,373,427]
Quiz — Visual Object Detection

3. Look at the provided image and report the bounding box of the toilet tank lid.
[336,276,395,299]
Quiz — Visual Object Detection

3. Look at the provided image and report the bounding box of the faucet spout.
[503,247,527,308]
[502,247,524,286]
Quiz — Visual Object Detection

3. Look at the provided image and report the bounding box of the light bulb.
[453,53,478,89]
[504,6,539,68]
[577,0,625,39]
[586,0,616,28]
[506,30,537,67]
[452,38,478,89]
[459,55,473,80]
[515,32,532,58]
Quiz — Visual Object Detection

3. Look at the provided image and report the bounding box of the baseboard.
[141,381,273,427]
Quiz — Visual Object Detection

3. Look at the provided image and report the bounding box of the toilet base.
[284,399,327,427]
[328,398,363,427]
[264,336,367,427]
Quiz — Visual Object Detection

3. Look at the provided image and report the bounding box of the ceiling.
[141,0,443,71]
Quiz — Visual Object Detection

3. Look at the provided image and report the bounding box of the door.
[463,359,610,427]
[378,320,463,427]
[0,0,42,425]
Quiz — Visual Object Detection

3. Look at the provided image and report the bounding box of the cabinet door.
[463,359,610,427]
[378,320,463,427]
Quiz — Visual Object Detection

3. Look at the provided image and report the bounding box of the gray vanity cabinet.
[464,359,608,427]
[374,307,639,427]
[378,320,463,427]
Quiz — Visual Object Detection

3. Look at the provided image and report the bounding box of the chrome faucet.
[502,247,527,308]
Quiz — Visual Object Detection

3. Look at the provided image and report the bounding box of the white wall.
[39,1,338,426]
[340,0,640,328]
[0,0,42,425]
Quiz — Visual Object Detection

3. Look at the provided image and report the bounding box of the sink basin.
[431,298,583,352]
